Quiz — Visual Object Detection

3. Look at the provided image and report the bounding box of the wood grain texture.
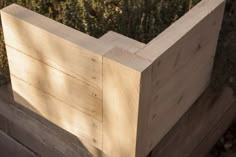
[10,75,102,148]
[149,87,236,157]
[138,0,226,154]
[0,1,226,156]
[101,0,225,155]
[0,84,107,157]
[1,4,112,90]
[0,130,37,157]
[146,37,217,153]
[6,45,102,121]
[103,48,150,157]
[99,31,145,54]
[135,65,153,157]
[140,2,225,92]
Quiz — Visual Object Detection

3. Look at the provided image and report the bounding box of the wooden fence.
[0,0,226,156]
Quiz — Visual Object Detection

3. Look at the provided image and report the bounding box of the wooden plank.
[189,101,236,157]
[149,36,217,117]
[1,4,112,90]
[0,130,37,157]
[0,84,107,157]
[104,47,151,72]
[146,37,216,153]
[0,113,67,157]
[10,75,102,148]
[140,2,224,92]
[137,0,226,154]
[99,31,145,54]
[136,65,153,157]
[6,45,102,121]
[101,1,225,155]
[149,87,236,157]
[137,0,225,60]
[0,2,226,157]
[103,47,151,157]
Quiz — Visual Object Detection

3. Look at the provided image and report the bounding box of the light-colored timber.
[0,0,226,156]
[100,31,145,54]
[103,48,151,157]
[1,4,111,90]
[6,45,102,121]
[11,75,102,148]
[101,0,225,156]
[138,0,226,154]
[149,87,236,157]
[0,84,107,157]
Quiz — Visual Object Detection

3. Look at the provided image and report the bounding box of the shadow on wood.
[0,84,106,157]
[149,86,236,157]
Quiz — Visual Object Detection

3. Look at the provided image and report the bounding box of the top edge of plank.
[99,31,145,54]
[0,0,225,63]
[1,4,113,56]
[104,47,151,72]
[136,0,225,61]
[100,31,145,46]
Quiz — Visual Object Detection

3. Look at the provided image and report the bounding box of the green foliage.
[1,0,200,41]
[0,0,200,77]
[0,27,8,77]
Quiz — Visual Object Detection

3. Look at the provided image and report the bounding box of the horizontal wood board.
[0,84,107,157]
[0,130,37,157]
[1,4,111,90]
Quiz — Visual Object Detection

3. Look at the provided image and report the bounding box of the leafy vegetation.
[0,0,200,77]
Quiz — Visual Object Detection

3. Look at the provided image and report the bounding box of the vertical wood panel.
[147,37,217,153]
[135,65,153,157]
[103,48,150,157]
[142,3,224,91]
[136,0,226,154]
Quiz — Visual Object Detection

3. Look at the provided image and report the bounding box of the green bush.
[0,0,200,78]
[0,26,8,76]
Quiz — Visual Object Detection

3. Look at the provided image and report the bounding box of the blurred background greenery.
[0,0,200,78]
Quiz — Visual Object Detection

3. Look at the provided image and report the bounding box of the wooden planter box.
[1,0,225,156]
